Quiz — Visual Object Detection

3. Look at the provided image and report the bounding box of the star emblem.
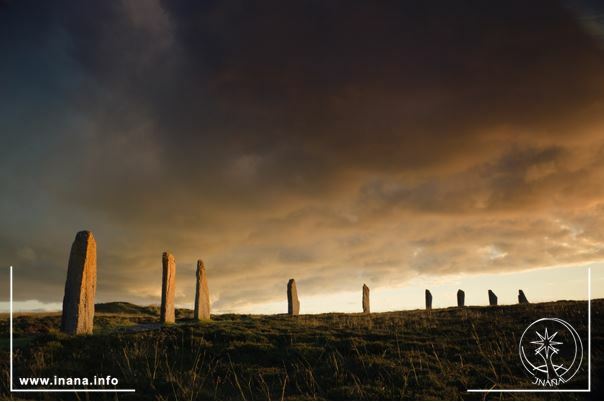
[531,327,563,359]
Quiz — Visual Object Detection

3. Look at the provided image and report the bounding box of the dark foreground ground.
[0,300,602,400]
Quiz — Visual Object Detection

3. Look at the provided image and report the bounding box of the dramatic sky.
[1,0,604,313]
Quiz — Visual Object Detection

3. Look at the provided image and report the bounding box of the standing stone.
[362,284,370,314]
[287,279,300,316]
[488,289,498,306]
[160,252,176,324]
[425,289,432,309]
[61,231,97,335]
[457,289,465,307]
[194,260,211,320]
[518,289,529,304]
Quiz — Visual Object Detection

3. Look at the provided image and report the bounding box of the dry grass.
[0,300,601,400]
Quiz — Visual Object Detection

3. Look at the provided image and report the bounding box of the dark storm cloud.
[61,0,604,220]
[155,0,604,164]
[1,0,604,310]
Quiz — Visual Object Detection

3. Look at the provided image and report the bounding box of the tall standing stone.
[425,289,432,309]
[194,260,211,320]
[287,279,300,316]
[362,284,370,314]
[488,289,498,306]
[457,289,465,307]
[518,289,529,304]
[61,231,97,335]
[160,252,176,324]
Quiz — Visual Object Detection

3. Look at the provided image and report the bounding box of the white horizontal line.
[467,389,590,392]
[11,389,136,393]
[10,266,136,394]
[468,267,592,394]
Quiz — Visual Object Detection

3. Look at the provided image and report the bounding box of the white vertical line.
[10,265,14,392]
[468,265,593,393]
[588,266,591,392]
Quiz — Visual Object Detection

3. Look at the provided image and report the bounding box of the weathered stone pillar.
[457,289,465,307]
[160,252,176,324]
[425,289,432,309]
[362,284,370,314]
[61,231,97,335]
[287,279,299,316]
[194,260,211,320]
[518,289,529,304]
[488,289,497,306]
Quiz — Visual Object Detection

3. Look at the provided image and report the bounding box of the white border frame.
[467,266,591,393]
[6,265,592,394]
[9,266,136,393]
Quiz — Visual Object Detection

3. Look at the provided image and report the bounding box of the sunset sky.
[1,0,604,313]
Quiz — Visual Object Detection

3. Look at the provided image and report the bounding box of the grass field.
[0,300,601,400]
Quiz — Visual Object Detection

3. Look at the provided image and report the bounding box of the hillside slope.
[1,300,602,400]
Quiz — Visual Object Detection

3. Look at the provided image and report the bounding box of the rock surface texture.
[161,252,176,324]
[61,231,97,335]
[457,289,465,307]
[362,284,370,314]
[287,279,300,316]
[488,289,498,306]
[425,289,432,309]
[194,260,211,320]
[518,289,529,304]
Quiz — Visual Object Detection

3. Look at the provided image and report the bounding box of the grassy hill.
[0,300,602,400]
[94,301,158,316]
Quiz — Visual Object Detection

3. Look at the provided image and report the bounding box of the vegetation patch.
[0,300,601,400]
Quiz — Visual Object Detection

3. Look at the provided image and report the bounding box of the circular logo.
[519,318,583,387]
